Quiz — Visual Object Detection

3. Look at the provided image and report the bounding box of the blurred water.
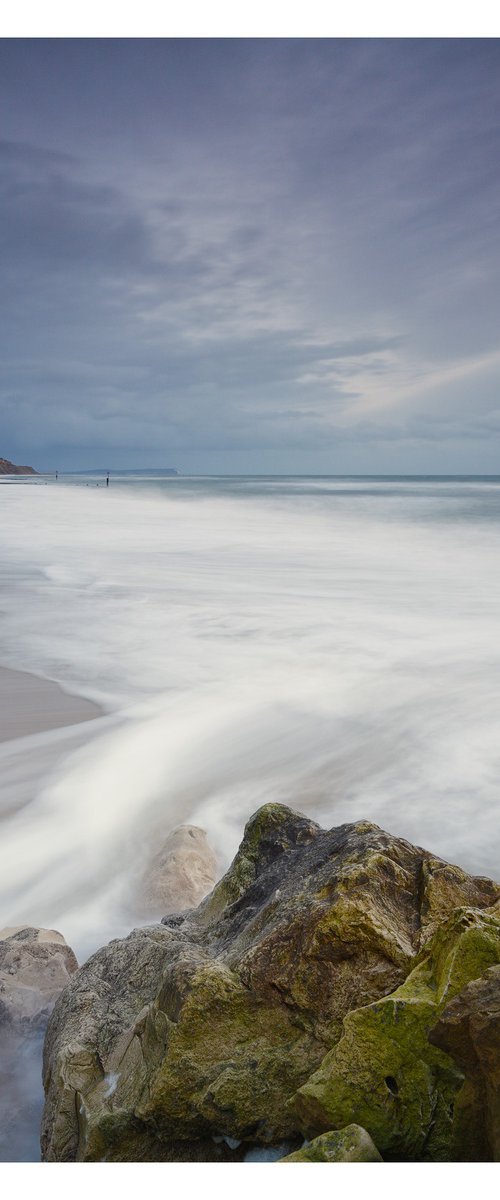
[0,1030,44,1161]
[0,474,499,964]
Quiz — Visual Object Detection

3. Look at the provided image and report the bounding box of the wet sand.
[0,665,101,744]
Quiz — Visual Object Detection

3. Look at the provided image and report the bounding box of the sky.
[2,37,500,473]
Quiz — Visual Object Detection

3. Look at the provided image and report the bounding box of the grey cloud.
[2,41,500,471]
[0,142,150,275]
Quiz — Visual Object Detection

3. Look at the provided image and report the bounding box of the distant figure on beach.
[106,473,110,487]
[55,471,58,480]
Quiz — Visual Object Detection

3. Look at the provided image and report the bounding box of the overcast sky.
[2,38,500,472]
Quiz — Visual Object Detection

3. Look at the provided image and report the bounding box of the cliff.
[0,458,37,475]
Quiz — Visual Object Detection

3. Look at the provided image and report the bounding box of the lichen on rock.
[293,905,500,1161]
[429,962,500,1160]
[279,1124,383,1162]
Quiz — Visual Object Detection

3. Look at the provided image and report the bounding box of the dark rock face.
[40,804,500,1162]
[429,963,500,1160]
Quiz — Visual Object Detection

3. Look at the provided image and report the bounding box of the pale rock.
[137,825,217,917]
[0,926,78,1030]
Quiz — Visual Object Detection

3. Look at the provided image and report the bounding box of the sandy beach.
[0,665,101,744]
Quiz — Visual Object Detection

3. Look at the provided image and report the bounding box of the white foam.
[103,1073,120,1099]
[0,480,499,960]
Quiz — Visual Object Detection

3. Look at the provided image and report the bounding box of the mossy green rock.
[41,804,500,1161]
[280,1125,383,1162]
[293,906,500,1161]
[429,962,500,1160]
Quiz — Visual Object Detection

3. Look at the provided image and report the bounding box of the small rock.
[279,1125,383,1162]
[137,825,217,917]
[0,926,78,1162]
[0,926,78,1031]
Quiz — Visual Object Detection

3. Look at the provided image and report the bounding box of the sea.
[1,471,500,1158]
[1,472,500,956]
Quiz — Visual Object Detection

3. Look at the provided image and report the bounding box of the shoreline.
[0,665,102,744]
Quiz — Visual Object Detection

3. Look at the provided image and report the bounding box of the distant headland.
[76,468,179,476]
[0,458,37,476]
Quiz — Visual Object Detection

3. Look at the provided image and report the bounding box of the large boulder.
[429,962,500,1160]
[41,804,500,1162]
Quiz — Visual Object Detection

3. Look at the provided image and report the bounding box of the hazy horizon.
[12,461,500,478]
[13,462,500,478]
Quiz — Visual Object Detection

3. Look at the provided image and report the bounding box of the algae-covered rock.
[41,804,500,1162]
[280,1125,383,1162]
[429,963,500,1160]
[293,906,500,1161]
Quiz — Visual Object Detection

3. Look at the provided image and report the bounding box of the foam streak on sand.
[0,477,500,962]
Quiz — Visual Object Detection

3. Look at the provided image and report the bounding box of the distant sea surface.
[1,474,500,959]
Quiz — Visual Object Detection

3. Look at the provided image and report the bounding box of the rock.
[293,905,500,1161]
[136,825,217,918]
[429,963,500,1160]
[41,804,500,1162]
[416,858,500,936]
[0,927,78,1162]
[280,1124,383,1162]
[0,927,78,1031]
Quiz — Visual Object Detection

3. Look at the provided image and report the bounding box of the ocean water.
[1,473,500,965]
